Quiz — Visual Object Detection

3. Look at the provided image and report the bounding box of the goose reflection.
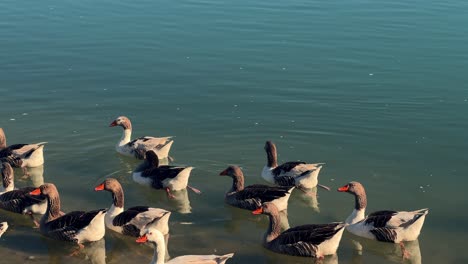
[265,251,339,264]
[348,237,422,264]
[44,237,107,264]
[166,188,192,214]
[21,165,45,187]
[294,187,320,213]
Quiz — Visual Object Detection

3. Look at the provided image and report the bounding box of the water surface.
[1,0,467,263]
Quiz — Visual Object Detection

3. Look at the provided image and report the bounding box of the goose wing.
[270,223,345,257]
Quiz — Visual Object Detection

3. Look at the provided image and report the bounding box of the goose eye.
[149,232,153,235]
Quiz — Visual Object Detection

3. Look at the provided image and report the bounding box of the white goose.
[261,141,327,190]
[136,227,234,264]
[109,116,174,160]
[0,128,47,175]
[95,178,171,237]
[337,181,428,258]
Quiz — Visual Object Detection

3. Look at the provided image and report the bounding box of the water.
[1,0,467,263]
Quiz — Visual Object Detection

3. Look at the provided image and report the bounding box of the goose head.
[109,116,132,130]
[219,165,244,178]
[94,178,122,193]
[30,183,58,197]
[337,181,366,196]
[252,202,279,216]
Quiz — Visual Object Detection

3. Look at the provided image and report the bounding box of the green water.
[1,0,467,263]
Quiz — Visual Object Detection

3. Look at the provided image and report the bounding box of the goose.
[337,181,428,258]
[0,128,47,175]
[136,227,234,264]
[94,178,171,236]
[132,150,199,198]
[252,202,345,259]
[29,183,107,249]
[0,162,47,226]
[0,222,8,238]
[219,165,293,212]
[261,141,329,190]
[109,116,174,160]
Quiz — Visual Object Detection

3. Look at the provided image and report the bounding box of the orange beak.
[30,188,41,196]
[109,120,117,127]
[219,169,228,176]
[136,234,148,243]
[337,185,349,192]
[252,208,263,215]
[94,183,105,191]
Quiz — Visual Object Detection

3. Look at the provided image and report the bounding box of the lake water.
[1,0,467,263]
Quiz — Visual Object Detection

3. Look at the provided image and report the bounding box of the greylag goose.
[136,227,234,264]
[261,141,328,190]
[0,128,47,175]
[109,116,174,159]
[252,202,346,259]
[132,150,199,198]
[337,181,428,258]
[0,222,8,237]
[0,162,47,225]
[29,183,107,248]
[219,165,293,212]
[94,178,171,236]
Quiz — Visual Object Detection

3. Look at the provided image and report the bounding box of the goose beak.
[252,208,263,215]
[109,120,117,127]
[219,169,228,176]
[136,234,148,243]
[94,183,105,191]
[30,188,41,196]
[337,185,349,192]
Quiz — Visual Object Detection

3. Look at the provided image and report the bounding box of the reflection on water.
[22,165,45,187]
[167,188,192,214]
[265,252,339,264]
[79,239,107,264]
[293,187,320,213]
[348,236,422,264]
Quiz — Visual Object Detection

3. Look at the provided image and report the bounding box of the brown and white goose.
[219,166,293,212]
[0,162,47,220]
[30,183,107,248]
[337,181,428,258]
[109,116,174,160]
[261,141,327,190]
[0,128,47,174]
[132,150,199,198]
[136,227,234,264]
[95,178,171,237]
[252,202,346,259]
[0,222,8,238]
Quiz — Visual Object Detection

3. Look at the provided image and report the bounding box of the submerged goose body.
[95,178,171,236]
[261,141,324,189]
[136,228,234,264]
[219,166,293,212]
[30,183,107,245]
[0,162,47,215]
[109,116,173,159]
[0,128,46,169]
[132,151,198,197]
[338,181,428,258]
[253,202,345,259]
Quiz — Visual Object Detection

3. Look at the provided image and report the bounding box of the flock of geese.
[0,116,429,264]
